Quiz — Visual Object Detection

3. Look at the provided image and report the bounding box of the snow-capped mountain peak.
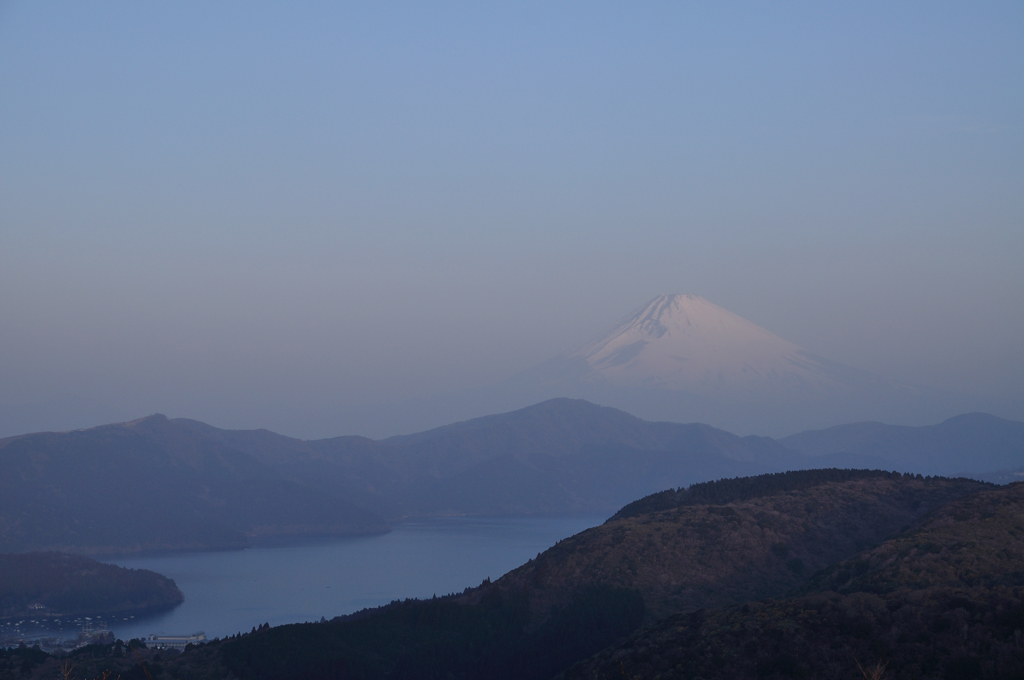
[567,294,825,393]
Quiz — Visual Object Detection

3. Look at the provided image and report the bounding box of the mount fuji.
[387,294,982,438]
[552,294,845,395]
[492,294,910,434]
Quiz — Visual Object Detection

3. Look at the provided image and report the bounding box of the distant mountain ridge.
[0,398,803,553]
[781,411,1024,476]
[172,398,802,519]
[0,416,390,555]
[3,294,1019,442]
[2,398,1022,555]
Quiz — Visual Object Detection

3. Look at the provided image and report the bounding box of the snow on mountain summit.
[567,294,833,394]
[330,293,982,439]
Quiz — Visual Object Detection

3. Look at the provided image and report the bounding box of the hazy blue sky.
[1,2,1022,437]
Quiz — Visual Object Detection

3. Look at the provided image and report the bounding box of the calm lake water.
[99,516,603,642]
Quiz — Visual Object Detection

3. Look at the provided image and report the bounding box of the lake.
[98,515,603,642]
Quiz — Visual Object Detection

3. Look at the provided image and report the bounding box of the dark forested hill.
[199,471,986,680]
[481,470,989,621]
[780,412,1024,476]
[0,552,182,620]
[567,482,1024,680]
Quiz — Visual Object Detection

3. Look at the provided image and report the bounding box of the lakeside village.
[1,616,205,655]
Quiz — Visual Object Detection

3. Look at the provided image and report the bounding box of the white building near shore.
[147,632,206,651]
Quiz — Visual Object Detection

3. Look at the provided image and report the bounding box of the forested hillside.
[0,552,182,620]
[481,470,987,621]
[568,482,1024,680]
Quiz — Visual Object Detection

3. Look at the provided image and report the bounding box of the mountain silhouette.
[3,398,1021,555]
[343,294,990,438]
[485,294,978,436]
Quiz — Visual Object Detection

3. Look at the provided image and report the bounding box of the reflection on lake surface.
[103,515,603,642]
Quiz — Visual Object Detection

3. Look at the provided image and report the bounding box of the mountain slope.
[158,398,806,519]
[490,294,962,437]
[781,412,1024,476]
[480,470,988,621]
[0,417,389,554]
[206,471,988,680]
[0,399,807,552]
[5,397,1022,554]
[567,482,1024,680]
[566,294,841,393]
[130,402,1024,511]
[291,398,803,517]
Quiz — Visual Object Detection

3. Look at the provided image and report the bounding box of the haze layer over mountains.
[2,294,1016,440]
[390,294,996,437]
[3,293,1021,556]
